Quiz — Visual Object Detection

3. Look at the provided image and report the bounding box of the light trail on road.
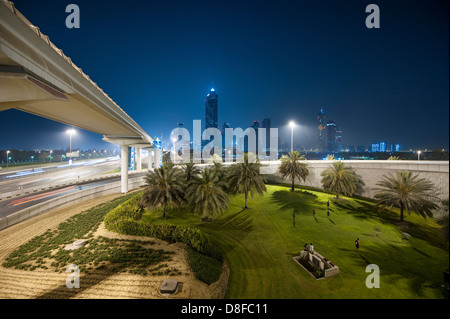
[7,186,76,207]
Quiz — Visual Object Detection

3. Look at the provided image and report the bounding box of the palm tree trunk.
[245,192,248,209]
[400,202,404,222]
[292,176,295,191]
[163,204,166,219]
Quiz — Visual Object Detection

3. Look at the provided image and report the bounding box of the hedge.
[104,193,222,261]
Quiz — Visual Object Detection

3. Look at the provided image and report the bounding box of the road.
[0,157,120,193]
[0,157,148,220]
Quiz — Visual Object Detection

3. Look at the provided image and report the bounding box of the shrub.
[186,247,223,285]
[104,193,222,261]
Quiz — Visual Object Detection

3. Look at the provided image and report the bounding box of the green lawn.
[142,184,449,299]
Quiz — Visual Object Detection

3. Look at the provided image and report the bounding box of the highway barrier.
[0,175,146,231]
[0,169,145,201]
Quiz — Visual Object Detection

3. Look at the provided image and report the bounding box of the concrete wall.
[264,160,449,200]
[0,176,146,231]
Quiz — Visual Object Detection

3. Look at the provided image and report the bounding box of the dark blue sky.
[0,0,448,151]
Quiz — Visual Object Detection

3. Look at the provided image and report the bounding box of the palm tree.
[182,162,201,182]
[186,168,229,220]
[326,154,335,160]
[278,151,309,191]
[140,165,185,218]
[374,171,439,222]
[208,153,223,164]
[387,156,400,160]
[228,153,266,209]
[320,161,364,199]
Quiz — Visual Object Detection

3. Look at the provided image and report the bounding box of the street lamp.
[49,150,53,163]
[417,150,421,161]
[6,150,10,168]
[67,129,76,165]
[289,121,295,153]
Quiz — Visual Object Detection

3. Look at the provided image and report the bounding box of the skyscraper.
[251,121,260,154]
[326,120,336,152]
[335,126,343,152]
[204,88,218,130]
[317,108,326,152]
[222,121,231,149]
[262,118,271,154]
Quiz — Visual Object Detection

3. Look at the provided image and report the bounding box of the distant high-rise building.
[317,108,326,152]
[262,118,271,154]
[222,122,232,149]
[379,141,387,152]
[221,122,231,134]
[205,88,218,130]
[251,121,260,154]
[326,120,336,152]
[390,144,400,153]
[335,126,343,152]
[371,143,380,152]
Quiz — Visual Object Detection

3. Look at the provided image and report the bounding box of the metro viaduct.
[0,0,161,193]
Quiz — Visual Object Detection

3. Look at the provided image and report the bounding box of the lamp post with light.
[67,129,76,165]
[417,150,421,161]
[289,121,295,153]
[6,150,10,168]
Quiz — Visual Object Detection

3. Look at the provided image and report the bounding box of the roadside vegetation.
[4,155,448,298]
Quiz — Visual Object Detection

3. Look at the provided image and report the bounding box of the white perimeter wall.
[263,160,449,200]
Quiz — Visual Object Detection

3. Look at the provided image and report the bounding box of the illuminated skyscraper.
[205,88,218,130]
[262,118,271,154]
[326,120,336,152]
[335,126,343,152]
[317,108,326,152]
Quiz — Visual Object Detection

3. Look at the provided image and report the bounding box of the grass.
[3,193,181,277]
[141,184,449,299]
[103,168,121,175]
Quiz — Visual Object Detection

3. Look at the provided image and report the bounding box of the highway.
[0,157,120,193]
[0,157,148,219]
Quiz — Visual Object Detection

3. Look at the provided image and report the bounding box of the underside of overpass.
[0,0,159,193]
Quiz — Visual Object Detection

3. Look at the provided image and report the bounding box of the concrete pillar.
[121,145,129,193]
[154,148,161,168]
[148,150,153,169]
[136,148,142,171]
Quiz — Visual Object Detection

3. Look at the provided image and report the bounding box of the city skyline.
[0,0,448,152]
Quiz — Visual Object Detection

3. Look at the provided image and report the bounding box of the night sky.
[0,0,448,151]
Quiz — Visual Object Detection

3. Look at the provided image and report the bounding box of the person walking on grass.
[327,208,330,217]
[327,200,330,208]
[355,238,360,253]
[313,207,316,217]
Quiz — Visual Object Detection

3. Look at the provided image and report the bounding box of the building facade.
[204,88,218,130]
[317,108,326,152]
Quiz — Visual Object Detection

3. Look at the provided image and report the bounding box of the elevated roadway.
[0,0,160,193]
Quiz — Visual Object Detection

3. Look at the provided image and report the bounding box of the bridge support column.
[154,148,161,168]
[121,145,129,193]
[136,148,142,171]
[147,150,155,169]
